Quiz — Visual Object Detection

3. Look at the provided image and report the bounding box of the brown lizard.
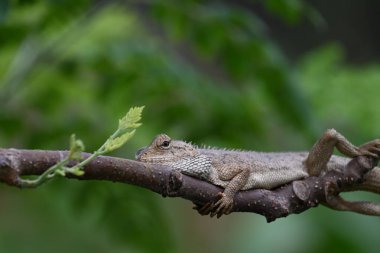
[136,129,380,217]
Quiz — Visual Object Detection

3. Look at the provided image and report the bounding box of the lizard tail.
[350,167,380,194]
[324,197,380,216]
[323,167,380,216]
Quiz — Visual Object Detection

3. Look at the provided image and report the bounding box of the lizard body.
[160,149,348,190]
[136,129,380,217]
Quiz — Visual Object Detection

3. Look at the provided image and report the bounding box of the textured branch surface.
[0,148,378,222]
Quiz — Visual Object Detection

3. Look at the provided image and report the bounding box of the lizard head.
[135,134,198,164]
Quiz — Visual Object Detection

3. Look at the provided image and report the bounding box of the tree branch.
[0,148,378,222]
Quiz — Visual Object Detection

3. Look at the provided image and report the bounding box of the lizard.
[135,129,380,217]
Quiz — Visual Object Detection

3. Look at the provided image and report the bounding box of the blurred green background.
[1,0,380,252]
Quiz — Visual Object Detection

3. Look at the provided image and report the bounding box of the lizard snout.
[135,147,146,160]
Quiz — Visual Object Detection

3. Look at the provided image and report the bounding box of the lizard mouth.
[135,151,179,164]
[139,156,177,163]
[135,147,179,163]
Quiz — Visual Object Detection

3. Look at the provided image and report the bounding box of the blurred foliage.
[0,0,380,253]
[299,44,380,140]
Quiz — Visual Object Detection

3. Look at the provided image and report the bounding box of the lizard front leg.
[197,166,250,218]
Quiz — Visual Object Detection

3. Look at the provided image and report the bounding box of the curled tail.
[352,167,380,194]
[326,167,380,216]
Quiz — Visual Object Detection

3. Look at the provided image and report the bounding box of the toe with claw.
[210,192,234,218]
[193,192,234,218]
[358,139,380,158]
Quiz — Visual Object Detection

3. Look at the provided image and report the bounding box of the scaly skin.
[136,129,380,217]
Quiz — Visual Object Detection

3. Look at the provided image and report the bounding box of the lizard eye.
[160,140,171,149]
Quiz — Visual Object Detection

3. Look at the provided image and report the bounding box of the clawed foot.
[193,192,234,218]
[358,139,380,158]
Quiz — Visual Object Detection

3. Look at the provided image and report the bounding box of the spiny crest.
[199,143,245,153]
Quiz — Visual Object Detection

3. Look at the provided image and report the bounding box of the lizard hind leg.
[305,129,364,176]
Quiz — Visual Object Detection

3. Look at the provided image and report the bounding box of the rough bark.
[0,148,378,222]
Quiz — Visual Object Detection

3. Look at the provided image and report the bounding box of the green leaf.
[69,134,85,160]
[55,168,66,177]
[118,106,144,132]
[104,130,136,152]
[66,167,85,176]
